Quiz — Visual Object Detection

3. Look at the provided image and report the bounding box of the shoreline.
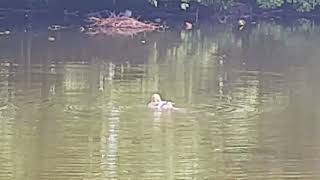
[0,7,320,32]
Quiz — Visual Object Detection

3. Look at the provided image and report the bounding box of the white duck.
[148,93,175,110]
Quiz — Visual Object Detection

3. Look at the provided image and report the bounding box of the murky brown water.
[1,21,320,179]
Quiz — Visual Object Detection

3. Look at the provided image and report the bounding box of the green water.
[0,21,320,179]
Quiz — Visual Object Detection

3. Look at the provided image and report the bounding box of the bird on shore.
[238,19,246,30]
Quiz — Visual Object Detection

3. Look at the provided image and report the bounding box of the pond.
[0,21,320,179]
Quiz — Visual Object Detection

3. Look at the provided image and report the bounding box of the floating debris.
[154,18,161,23]
[119,9,132,17]
[48,36,56,42]
[184,21,193,30]
[218,55,226,65]
[48,24,67,31]
[63,9,79,17]
[0,60,13,67]
[86,13,163,36]
[0,30,10,35]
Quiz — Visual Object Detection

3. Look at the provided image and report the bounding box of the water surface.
[1,21,320,179]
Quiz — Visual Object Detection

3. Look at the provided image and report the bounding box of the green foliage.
[289,0,320,12]
[25,0,49,8]
[256,0,285,9]
[256,0,320,11]
[4,0,320,13]
[198,0,234,9]
[155,0,320,12]
[196,0,320,12]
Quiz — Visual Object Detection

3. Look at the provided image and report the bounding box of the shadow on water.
[0,21,320,179]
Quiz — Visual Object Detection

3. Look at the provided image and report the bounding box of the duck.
[148,93,175,110]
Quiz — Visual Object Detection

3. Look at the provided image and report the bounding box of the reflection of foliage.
[64,67,91,91]
[251,20,320,42]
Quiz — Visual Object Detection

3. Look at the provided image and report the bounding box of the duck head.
[151,93,162,102]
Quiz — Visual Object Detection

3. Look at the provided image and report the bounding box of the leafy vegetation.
[256,0,285,9]
[174,0,320,12]
[1,0,320,15]
[255,0,320,11]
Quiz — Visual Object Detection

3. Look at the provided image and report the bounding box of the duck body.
[148,101,174,110]
[148,93,175,110]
